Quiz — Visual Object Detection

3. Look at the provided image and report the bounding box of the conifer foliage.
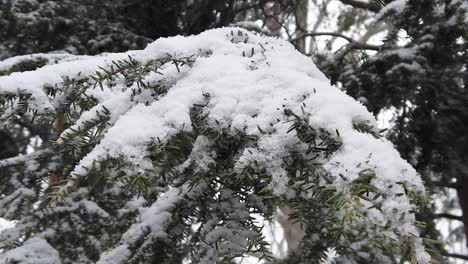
[0,28,431,263]
[315,0,467,249]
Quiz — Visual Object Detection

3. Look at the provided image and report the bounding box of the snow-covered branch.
[0,149,53,169]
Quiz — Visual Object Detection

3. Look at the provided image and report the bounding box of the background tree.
[308,0,467,260]
[0,0,297,59]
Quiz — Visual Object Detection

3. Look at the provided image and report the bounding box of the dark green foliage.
[0,0,149,58]
[0,0,290,59]
[322,0,467,176]
[0,130,18,159]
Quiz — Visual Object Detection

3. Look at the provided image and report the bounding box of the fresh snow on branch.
[0,27,430,263]
[0,237,61,264]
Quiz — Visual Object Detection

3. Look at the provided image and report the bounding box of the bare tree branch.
[431,180,461,189]
[309,0,331,54]
[444,253,468,261]
[290,31,382,51]
[338,0,381,12]
[434,213,463,221]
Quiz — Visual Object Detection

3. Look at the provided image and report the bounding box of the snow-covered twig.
[0,149,53,168]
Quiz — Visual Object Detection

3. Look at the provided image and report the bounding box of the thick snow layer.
[0,27,429,262]
[376,0,408,20]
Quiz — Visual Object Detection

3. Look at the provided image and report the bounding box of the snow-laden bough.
[0,28,431,263]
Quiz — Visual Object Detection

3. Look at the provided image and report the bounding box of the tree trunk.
[450,142,468,247]
[295,0,308,53]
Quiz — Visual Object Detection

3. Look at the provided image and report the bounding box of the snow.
[69,29,334,184]
[0,188,36,219]
[413,238,432,263]
[0,219,15,232]
[231,21,272,35]
[97,186,185,264]
[0,149,52,168]
[376,0,408,21]
[0,237,61,264]
[179,135,216,173]
[461,0,468,23]
[0,27,429,262]
[386,61,424,75]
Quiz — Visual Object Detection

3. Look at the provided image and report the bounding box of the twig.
[430,180,461,189]
[444,253,468,260]
[338,0,381,12]
[290,31,381,51]
[434,213,463,222]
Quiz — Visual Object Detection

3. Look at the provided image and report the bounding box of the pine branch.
[0,149,53,168]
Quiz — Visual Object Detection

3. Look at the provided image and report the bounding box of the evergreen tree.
[313,0,467,256]
[0,0,294,59]
[0,28,432,263]
[0,0,297,168]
